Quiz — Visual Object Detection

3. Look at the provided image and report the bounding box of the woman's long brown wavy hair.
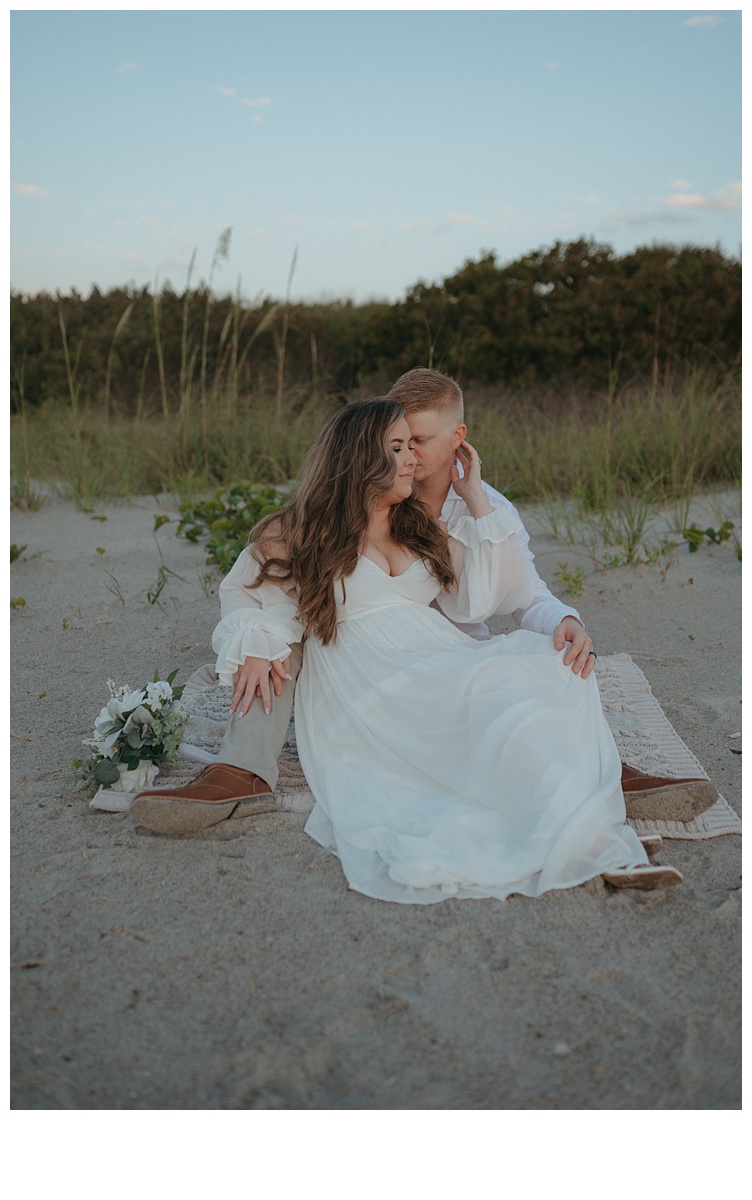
[248,397,456,644]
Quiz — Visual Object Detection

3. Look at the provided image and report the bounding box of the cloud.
[398,218,442,233]
[489,204,528,224]
[213,91,270,121]
[14,183,48,198]
[601,181,742,232]
[600,209,693,232]
[670,179,694,191]
[120,59,138,72]
[667,194,720,211]
[353,221,379,233]
[681,15,721,27]
[666,181,741,212]
[122,251,147,262]
[137,215,160,228]
[450,213,493,229]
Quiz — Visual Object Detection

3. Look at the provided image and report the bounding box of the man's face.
[404,409,466,485]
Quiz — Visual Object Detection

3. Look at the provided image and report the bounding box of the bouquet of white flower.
[72,670,189,791]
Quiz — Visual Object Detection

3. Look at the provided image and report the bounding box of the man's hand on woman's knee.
[553,617,596,679]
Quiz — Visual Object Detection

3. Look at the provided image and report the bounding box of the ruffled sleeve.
[437,506,535,625]
[212,548,303,687]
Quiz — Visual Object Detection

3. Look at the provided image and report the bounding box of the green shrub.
[176,481,287,573]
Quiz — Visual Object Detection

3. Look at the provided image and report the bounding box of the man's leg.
[216,641,303,791]
[130,644,303,834]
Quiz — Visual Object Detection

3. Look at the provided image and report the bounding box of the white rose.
[146,681,172,707]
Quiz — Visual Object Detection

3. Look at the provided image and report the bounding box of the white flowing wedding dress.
[213,507,647,905]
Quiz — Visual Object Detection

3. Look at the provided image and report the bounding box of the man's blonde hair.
[387,368,464,421]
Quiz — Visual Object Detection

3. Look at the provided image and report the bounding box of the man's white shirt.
[218,479,581,645]
[437,481,581,640]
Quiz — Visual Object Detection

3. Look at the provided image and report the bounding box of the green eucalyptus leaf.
[93,758,120,785]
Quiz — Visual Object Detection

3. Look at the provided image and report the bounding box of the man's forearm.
[511,592,582,637]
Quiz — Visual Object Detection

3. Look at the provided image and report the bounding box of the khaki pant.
[216,641,303,790]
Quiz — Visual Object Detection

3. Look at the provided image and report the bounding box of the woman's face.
[381,416,417,505]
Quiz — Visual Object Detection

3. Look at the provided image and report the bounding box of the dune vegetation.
[10,237,741,517]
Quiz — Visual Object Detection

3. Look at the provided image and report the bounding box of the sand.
[9,489,741,1110]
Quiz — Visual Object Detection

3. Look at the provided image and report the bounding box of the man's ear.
[452,423,467,450]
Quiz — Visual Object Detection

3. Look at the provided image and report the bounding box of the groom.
[131,368,717,834]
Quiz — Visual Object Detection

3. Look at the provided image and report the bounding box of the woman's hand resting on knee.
[231,655,293,717]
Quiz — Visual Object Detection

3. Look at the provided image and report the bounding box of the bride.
[211,397,682,904]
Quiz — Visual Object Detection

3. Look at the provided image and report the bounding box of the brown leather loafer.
[130,763,277,835]
[620,763,718,822]
[603,864,684,890]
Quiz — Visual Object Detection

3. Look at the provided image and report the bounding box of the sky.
[9,4,742,304]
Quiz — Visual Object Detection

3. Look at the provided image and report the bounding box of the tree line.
[10,238,741,413]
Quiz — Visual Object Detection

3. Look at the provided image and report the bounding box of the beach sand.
[10,491,741,1110]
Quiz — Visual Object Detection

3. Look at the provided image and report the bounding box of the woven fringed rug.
[100,655,741,840]
[593,654,740,839]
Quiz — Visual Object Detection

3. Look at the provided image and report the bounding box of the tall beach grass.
[468,368,741,510]
[10,367,740,514]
